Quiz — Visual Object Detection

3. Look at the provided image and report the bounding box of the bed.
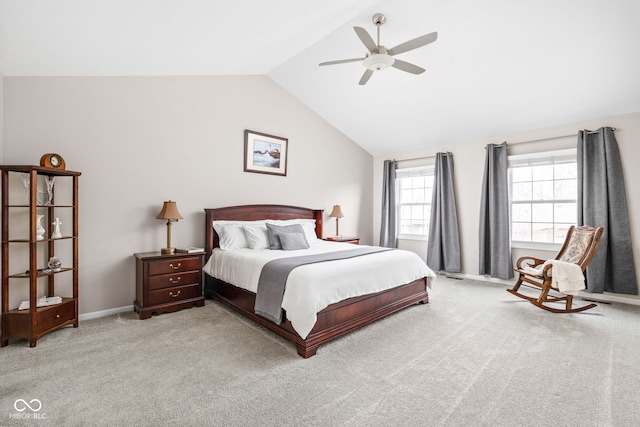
[203,204,435,358]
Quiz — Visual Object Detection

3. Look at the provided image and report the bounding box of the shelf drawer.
[147,257,202,276]
[147,283,202,306]
[37,300,76,333]
[147,271,201,291]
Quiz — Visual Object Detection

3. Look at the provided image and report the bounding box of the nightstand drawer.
[147,283,202,306]
[134,251,205,319]
[148,271,201,291]
[147,257,202,276]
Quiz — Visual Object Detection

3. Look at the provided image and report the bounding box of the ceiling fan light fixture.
[363,54,394,71]
[319,12,437,85]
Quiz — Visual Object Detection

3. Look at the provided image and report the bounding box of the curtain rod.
[394,151,453,163]
[393,127,618,158]
[394,155,435,163]
[487,127,617,148]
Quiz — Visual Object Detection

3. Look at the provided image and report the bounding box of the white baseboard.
[79,305,134,321]
[442,272,640,306]
[440,272,513,287]
[567,292,640,306]
[76,273,640,320]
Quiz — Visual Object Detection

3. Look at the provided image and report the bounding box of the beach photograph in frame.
[244,130,288,176]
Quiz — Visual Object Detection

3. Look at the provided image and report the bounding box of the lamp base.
[161,247,175,255]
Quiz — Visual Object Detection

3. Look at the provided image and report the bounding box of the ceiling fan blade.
[359,69,374,85]
[387,31,438,56]
[392,59,425,74]
[319,57,365,66]
[354,26,378,54]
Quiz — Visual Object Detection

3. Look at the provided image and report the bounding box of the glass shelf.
[5,236,76,243]
[5,204,75,208]
[9,267,75,279]
[7,297,74,314]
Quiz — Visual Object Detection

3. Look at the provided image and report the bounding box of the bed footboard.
[204,274,429,358]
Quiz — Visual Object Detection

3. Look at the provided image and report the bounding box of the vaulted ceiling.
[2,0,639,156]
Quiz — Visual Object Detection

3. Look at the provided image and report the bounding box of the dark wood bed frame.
[204,204,429,358]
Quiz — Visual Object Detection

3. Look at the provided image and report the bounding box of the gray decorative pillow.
[265,223,309,250]
[279,232,310,250]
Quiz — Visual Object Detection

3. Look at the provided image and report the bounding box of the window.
[396,165,435,239]
[508,149,577,246]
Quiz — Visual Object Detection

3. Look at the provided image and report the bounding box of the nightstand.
[323,236,360,245]
[134,251,205,319]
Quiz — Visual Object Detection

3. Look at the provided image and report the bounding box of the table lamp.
[329,205,344,238]
[156,200,183,254]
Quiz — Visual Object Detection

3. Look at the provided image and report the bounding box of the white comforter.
[203,241,436,339]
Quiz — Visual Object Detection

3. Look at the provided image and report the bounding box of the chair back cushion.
[559,230,594,264]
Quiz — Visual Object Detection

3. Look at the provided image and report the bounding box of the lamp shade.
[156,201,183,221]
[329,205,344,218]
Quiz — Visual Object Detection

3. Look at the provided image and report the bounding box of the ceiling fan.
[319,13,437,85]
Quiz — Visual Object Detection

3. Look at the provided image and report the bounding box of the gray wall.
[2,75,374,314]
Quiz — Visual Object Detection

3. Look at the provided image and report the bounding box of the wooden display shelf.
[1,165,81,347]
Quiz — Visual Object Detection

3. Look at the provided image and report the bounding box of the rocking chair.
[507,225,604,313]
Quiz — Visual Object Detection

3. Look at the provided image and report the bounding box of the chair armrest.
[516,256,547,269]
[541,263,554,279]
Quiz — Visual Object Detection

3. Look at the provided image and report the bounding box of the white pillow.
[243,224,270,250]
[213,223,248,250]
[266,219,319,245]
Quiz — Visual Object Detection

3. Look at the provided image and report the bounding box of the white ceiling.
[2,0,639,156]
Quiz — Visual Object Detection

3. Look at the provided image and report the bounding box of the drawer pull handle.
[169,276,181,284]
[169,290,181,298]
[169,263,181,270]
[56,314,61,319]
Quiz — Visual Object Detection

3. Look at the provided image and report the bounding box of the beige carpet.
[2,276,640,426]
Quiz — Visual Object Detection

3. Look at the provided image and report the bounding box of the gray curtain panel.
[479,142,513,279]
[379,160,397,248]
[577,127,638,294]
[427,152,461,272]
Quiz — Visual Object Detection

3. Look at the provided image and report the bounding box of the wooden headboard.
[204,204,324,259]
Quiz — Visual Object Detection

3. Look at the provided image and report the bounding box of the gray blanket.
[254,247,393,324]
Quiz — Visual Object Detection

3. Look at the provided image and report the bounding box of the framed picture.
[244,130,288,176]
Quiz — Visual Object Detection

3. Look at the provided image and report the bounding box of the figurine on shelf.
[44,176,55,205]
[20,173,30,205]
[36,215,46,240]
[51,217,62,238]
[48,257,62,272]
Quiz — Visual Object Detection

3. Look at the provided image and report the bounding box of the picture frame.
[244,130,288,177]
